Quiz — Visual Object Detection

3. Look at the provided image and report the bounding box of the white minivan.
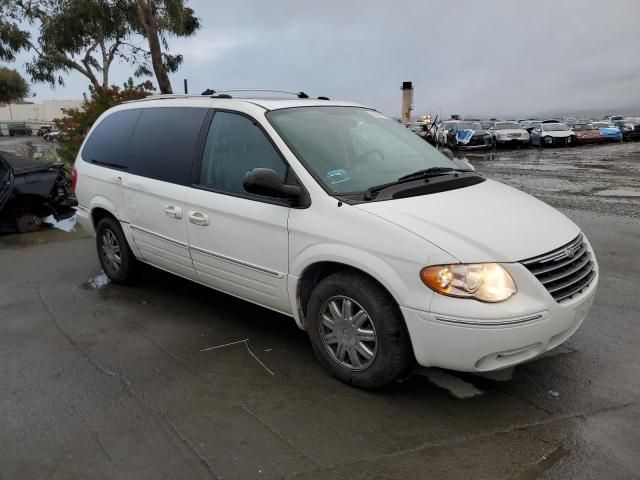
[74,92,598,388]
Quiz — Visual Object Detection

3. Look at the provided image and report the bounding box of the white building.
[0,99,84,123]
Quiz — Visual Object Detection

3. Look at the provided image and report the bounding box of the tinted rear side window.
[82,109,141,169]
[129,107,208,185]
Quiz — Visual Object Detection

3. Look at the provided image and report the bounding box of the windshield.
[267,107,458,194]
[573,124,595,131]
[592,122,610,128]
[495,122,520,130]
[543,123,569,132]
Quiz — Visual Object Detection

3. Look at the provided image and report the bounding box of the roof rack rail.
[122,93,208,104]
[210,89,310,99]
[123,89,330,104]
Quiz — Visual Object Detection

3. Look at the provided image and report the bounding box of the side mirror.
[243,168,302,200]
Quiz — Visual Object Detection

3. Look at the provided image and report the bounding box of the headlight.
[420,263,516,302]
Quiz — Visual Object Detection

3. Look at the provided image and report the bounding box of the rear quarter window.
[128,107,208,185]
[81,109,141,169]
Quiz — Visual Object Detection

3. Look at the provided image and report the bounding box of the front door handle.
[164,205,183,219]
[188,211,210,226]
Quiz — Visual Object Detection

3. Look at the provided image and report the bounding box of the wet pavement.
[1,141,639,479]
[453,141,640,218]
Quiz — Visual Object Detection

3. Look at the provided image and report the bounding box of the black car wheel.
[307,271,414,389]
[16,213,41,233]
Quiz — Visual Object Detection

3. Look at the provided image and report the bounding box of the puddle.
[82,271,111,290]
[416,368,484,399]
[0,225,89,248]
[594,188,640,197]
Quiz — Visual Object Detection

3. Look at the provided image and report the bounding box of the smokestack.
[401,81,413,123]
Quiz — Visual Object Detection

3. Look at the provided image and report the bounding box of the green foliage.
[0,66,29,103]
[0,0,200,92]
[54,78,154,167]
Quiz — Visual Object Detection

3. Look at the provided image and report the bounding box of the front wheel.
[307,272,414,389]
[96,216,138,284]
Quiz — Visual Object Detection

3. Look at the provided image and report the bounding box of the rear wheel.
[96,216,138,284]
[16,213,41,233]
[307,271,414,389]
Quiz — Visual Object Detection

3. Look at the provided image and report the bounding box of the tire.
[307,271,414,389]
[16,213,41,233]
[96,216,138,284]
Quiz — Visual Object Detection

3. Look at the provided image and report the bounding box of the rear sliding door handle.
[188,211,210,226]
[164,205,183,219]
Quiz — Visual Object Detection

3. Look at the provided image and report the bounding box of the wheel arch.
[87,195,120,228]
[89,200,141,259]
[91,206,117,229]
[291,248,408,330]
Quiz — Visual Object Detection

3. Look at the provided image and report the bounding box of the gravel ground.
[455,141,640,217]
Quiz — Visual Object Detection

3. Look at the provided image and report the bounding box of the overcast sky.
[8,0,640,118]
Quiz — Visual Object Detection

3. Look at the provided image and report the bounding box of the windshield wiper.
[397,167,458,181]
[364,167,469,201]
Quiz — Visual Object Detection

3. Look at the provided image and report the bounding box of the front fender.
[288,243,448,329]
[88,195,120,220]
[292,243,408,300]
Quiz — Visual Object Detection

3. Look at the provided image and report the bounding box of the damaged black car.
[0,151,76,233]
[443,121,494,150]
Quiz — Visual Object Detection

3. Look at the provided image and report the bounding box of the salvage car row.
[410,117,640,150]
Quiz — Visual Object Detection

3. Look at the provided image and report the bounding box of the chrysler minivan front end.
[269,104,599,377]
[402,235,598,371]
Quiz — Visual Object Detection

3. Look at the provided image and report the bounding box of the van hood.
[355,178,580,263]
[544,130,573,138]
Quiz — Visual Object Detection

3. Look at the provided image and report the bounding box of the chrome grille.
[521,234,596,303]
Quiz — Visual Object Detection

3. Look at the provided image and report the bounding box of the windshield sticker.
[456,129,474,144]
[326,169,351,184]
[366,110,391,120]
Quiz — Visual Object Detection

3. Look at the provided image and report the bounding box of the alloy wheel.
[318,296,378,371]
[101,229,122,274]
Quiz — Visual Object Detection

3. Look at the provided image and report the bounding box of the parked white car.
[74,92,598,388]
[530,122,575,147]
[490,122,530,146]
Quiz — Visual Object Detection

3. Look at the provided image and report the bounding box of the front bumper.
[542,136,574,147]
[575,136,603,144]
[401,263,598,372]
[455,135,493,150]
[495,137,529,145]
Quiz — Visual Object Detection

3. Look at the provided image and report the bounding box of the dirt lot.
[1,138,639,479]
[455,141,640,217]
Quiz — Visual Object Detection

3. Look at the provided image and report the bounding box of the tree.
[134,0,200,94]
[0,0,199,93]
[0,66,29,103]
[0,0,136,90]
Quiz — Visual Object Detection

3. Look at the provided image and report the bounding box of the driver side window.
[199,111,287,195]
